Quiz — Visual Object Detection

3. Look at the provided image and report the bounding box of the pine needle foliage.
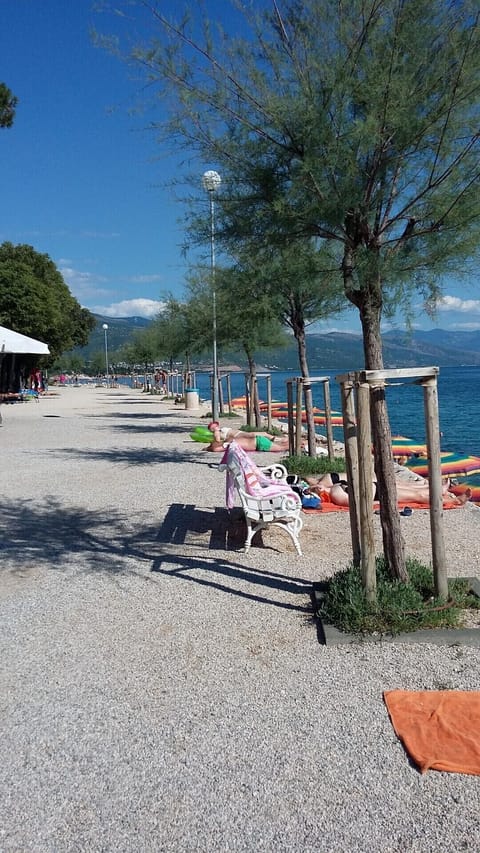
[281,454,347,478]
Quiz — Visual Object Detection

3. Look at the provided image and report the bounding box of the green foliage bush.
[318,557,479,636]
[280,454,346,477]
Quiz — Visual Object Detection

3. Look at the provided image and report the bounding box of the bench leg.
[244,518,256,553]
[288,528,303,556]
[244,517,302,556]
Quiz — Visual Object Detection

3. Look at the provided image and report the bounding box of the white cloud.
[91,299,165,319]
[59,265,110,300]
[57,259,167,319]
[436,295,480,314]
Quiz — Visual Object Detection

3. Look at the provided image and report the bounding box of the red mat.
[303,500,461,514]
[384,690,480,775]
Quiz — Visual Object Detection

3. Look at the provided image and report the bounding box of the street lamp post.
[202,169,221,422]
[102,323,109,387]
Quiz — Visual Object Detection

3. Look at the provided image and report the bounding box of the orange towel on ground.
[384,690,480,775]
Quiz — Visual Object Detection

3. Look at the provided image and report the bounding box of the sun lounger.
[219,440,303,555]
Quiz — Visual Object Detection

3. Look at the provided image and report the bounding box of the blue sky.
[2,0,479,332]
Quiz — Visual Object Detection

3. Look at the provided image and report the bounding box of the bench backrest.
[220,440,298,510]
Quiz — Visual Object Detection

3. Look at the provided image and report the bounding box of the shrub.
[239,424,284,436]
[280,454,346,478]
[318,557,478,636]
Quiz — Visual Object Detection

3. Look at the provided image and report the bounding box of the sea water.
[193,365,480,458]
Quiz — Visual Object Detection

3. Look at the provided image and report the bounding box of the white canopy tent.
[0,325,50,355]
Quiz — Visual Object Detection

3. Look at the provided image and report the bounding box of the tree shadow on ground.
[87,412,186,421]
[110,398,193,406]
[80,411,192,435]
[46,446,207,466]
[100,423,189,436]
[102,397,175,405]
[0,499,311,612]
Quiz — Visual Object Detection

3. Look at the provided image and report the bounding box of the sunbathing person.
[304,472,471,507]
[205,421,290,453]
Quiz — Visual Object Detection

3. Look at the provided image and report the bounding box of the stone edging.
[312,577,480,647]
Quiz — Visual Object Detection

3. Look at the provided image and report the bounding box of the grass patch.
[239,424,284,436]
[280,454,346,477]
[318,557,480,636]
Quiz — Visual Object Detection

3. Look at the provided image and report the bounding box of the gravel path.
[1,385,480,852]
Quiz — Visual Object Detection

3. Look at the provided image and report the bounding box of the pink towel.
[221,440,296,509]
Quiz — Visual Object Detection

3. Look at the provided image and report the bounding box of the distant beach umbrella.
[406,453,480,478]
[391,436,428,458]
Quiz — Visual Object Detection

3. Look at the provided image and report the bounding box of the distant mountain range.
[73,315,151,358]
[259,328,480,370]
[76,315,480,369]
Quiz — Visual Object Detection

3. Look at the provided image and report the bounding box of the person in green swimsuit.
[255,434,274,452]
[205,421,289,453]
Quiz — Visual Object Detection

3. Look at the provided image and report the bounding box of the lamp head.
[102,323,108,330]
[202,170,221,193]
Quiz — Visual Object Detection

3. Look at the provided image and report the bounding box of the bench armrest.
[259,462,288,483]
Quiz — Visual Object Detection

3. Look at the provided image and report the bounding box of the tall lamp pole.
[202,169,221,422]
[102,323,109,387]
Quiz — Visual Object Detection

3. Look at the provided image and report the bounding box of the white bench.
[219,440,303,555]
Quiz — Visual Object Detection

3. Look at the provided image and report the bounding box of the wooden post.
[340,378,361,567]
[356,381,376,602]
[226,374,232,414]
[423,377,448,599]
[218,374,224,414]
[266,375,272,432]
[249,373,257,427]
[295,378,303,455]
[286,380,295,456]
[323,379,335,460]
[244,374,251,424]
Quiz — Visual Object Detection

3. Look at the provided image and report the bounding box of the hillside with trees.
[0,242,96,360]
[69,316,480,371]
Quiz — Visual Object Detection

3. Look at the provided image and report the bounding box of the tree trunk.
[293,316,316,456]
[343,235,407,582]
[245,350,261,427]
[358,285,408,583]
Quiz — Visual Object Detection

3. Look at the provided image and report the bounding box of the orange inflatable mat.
[384,690,480,775]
